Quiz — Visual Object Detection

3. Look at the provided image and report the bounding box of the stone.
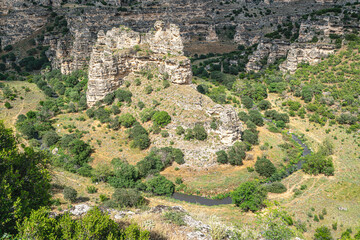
[70,204,92,216]
[86,21,192,106]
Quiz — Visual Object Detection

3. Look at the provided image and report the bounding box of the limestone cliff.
[86,21,192,106]
[279,43,335,73]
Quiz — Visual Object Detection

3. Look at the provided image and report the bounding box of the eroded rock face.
[207,105,242,146]
[279,43,335,73]
[86,21,192,106]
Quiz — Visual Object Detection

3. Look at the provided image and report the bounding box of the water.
[171,133,311,206]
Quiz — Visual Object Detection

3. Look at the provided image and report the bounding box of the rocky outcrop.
[279,43,335,73]
[86,21,192,106]
[246,41,290,72]
[207,105,242,146]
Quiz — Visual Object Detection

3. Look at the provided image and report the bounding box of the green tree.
[42,131,60,147]
[119,113,136,128]
[63,186,77,202]
[231,180,267,212]
[152,111,171,127]
[255,156,276,178]
[193,124,207,140]
[314,226,333,240]
[242,129,259,145]
[216,150,228,164]
[0,122,51,234]
[302,153,334,176]
[111,188,145,208]
[242,96,254,109]
[146,175,175,196]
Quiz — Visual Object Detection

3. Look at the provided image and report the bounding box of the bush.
[140,108,156,122]
[4,45,13,51]
[146,175,175,196]
[232,180,267,212]
[111,188,145,208]
[314,226,333,240]
[119,113,136,128]
[302,152,334,176]
[184,128,194,140]
[63,186,77,202]
[242,96,253,109]
[228,141,247,166]
[111,105,121,115]
[152,111,171,127]
[193,124,207,140]
[86,108,95,118]
[86,186,97,194]
[42,131,60,147]
[176,126,185,135]
[238,111,250,122]
[257,100,271,110]
[115,88,132,102]
[163,211,186,226]
[216,150,228,164]
[249,110,264,126]
[108,159,140,188]
[242,129,258,145]
[255,156,276,178]
[161,130,169,138]
[4,101,12,109]
[264,182,287,193]
[145,85,153,94]
[103,92,115,105]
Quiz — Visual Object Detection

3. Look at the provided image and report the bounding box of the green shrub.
[140,108,156,122]
[302,152,334,176]
[241,96,253,109]
[108,159,140,188]
[138,101,145,110]
[184,128,194,140]
[163,211,186,226]
[264,182,287,193]
[145,86,153,94]
[242,129,259,145]
[4,101,12,109]
[63,186,77,202]
[115,88,132,103]
[86,186,97,194]
[193,124,207,140]
[175,177,183,185]
[111,188,145,208]
[163,80,170,89]
[176,126,185,135]
[232,180,267,212]
[216,150,228,164]
[103,92,115,105]
[258,100,271,110]
[314,226,333,240]
[255,156,276,178]
[238,111,250,122]
[119,113,136,128]
[146,175,175,196]
[42,131,60,147]
[152,111,171,127]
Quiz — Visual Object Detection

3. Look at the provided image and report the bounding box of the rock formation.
[86,21,192,106]
[279,43,335,73]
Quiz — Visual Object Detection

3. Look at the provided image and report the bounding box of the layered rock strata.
[86,21,192,106]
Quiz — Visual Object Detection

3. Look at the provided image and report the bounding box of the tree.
[0,123,51,234]
[231,180,267,212]
[242,129,259,145]
[111,188,145,208]
[152,111,171,127]
[314,226,333,240]
[216,150,228,164]
[249,110,264,126]
[63,186,77,202]
[4,101,12,109]
[193,124,207,140]
[119,113,136,128]
[146,175,175,196]
[42,131,60,147]
[302,152,334,176]
[255,156,276,178]
[228,142,246,166]
[108,159,140,188]
[258,100,271,110]
[242,96,254,109]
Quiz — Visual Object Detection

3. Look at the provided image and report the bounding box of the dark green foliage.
[146,175,175,196]
[257,100,271,110]
[184,128,194,140]
[314,226,333,240]
[128,123,150,150]
[255,156,276,178]
[86,186,97,194]
[242,129,259,145]
[110,188,145,208]
[4,101,12,109]
[249,110,264,126]
[302,153,334,176]
[115,88,132,103]
[111,105,121,115]
[196,84,208,94]
[232,180,267,212]
[108,159,140,188]
[4,45,13,51]
[0,123,51,234]
[138,101,145,110]
[153,147,185,165]
[264,182,287,193]
[63,186,77,202]
[242,96,254,109]
[193,124,207,140]
[103,92,115,105]
[94,107,111,123]
[145,85,153,94]
[238,111,250,122]
[216,150,228,164]
[264,110,290,123]
[17,207,149,239]
[42,131,60,147]
[228,141,247,166]
[152,111,171,127]
[136,152,163,177]
[246,120,257,131]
